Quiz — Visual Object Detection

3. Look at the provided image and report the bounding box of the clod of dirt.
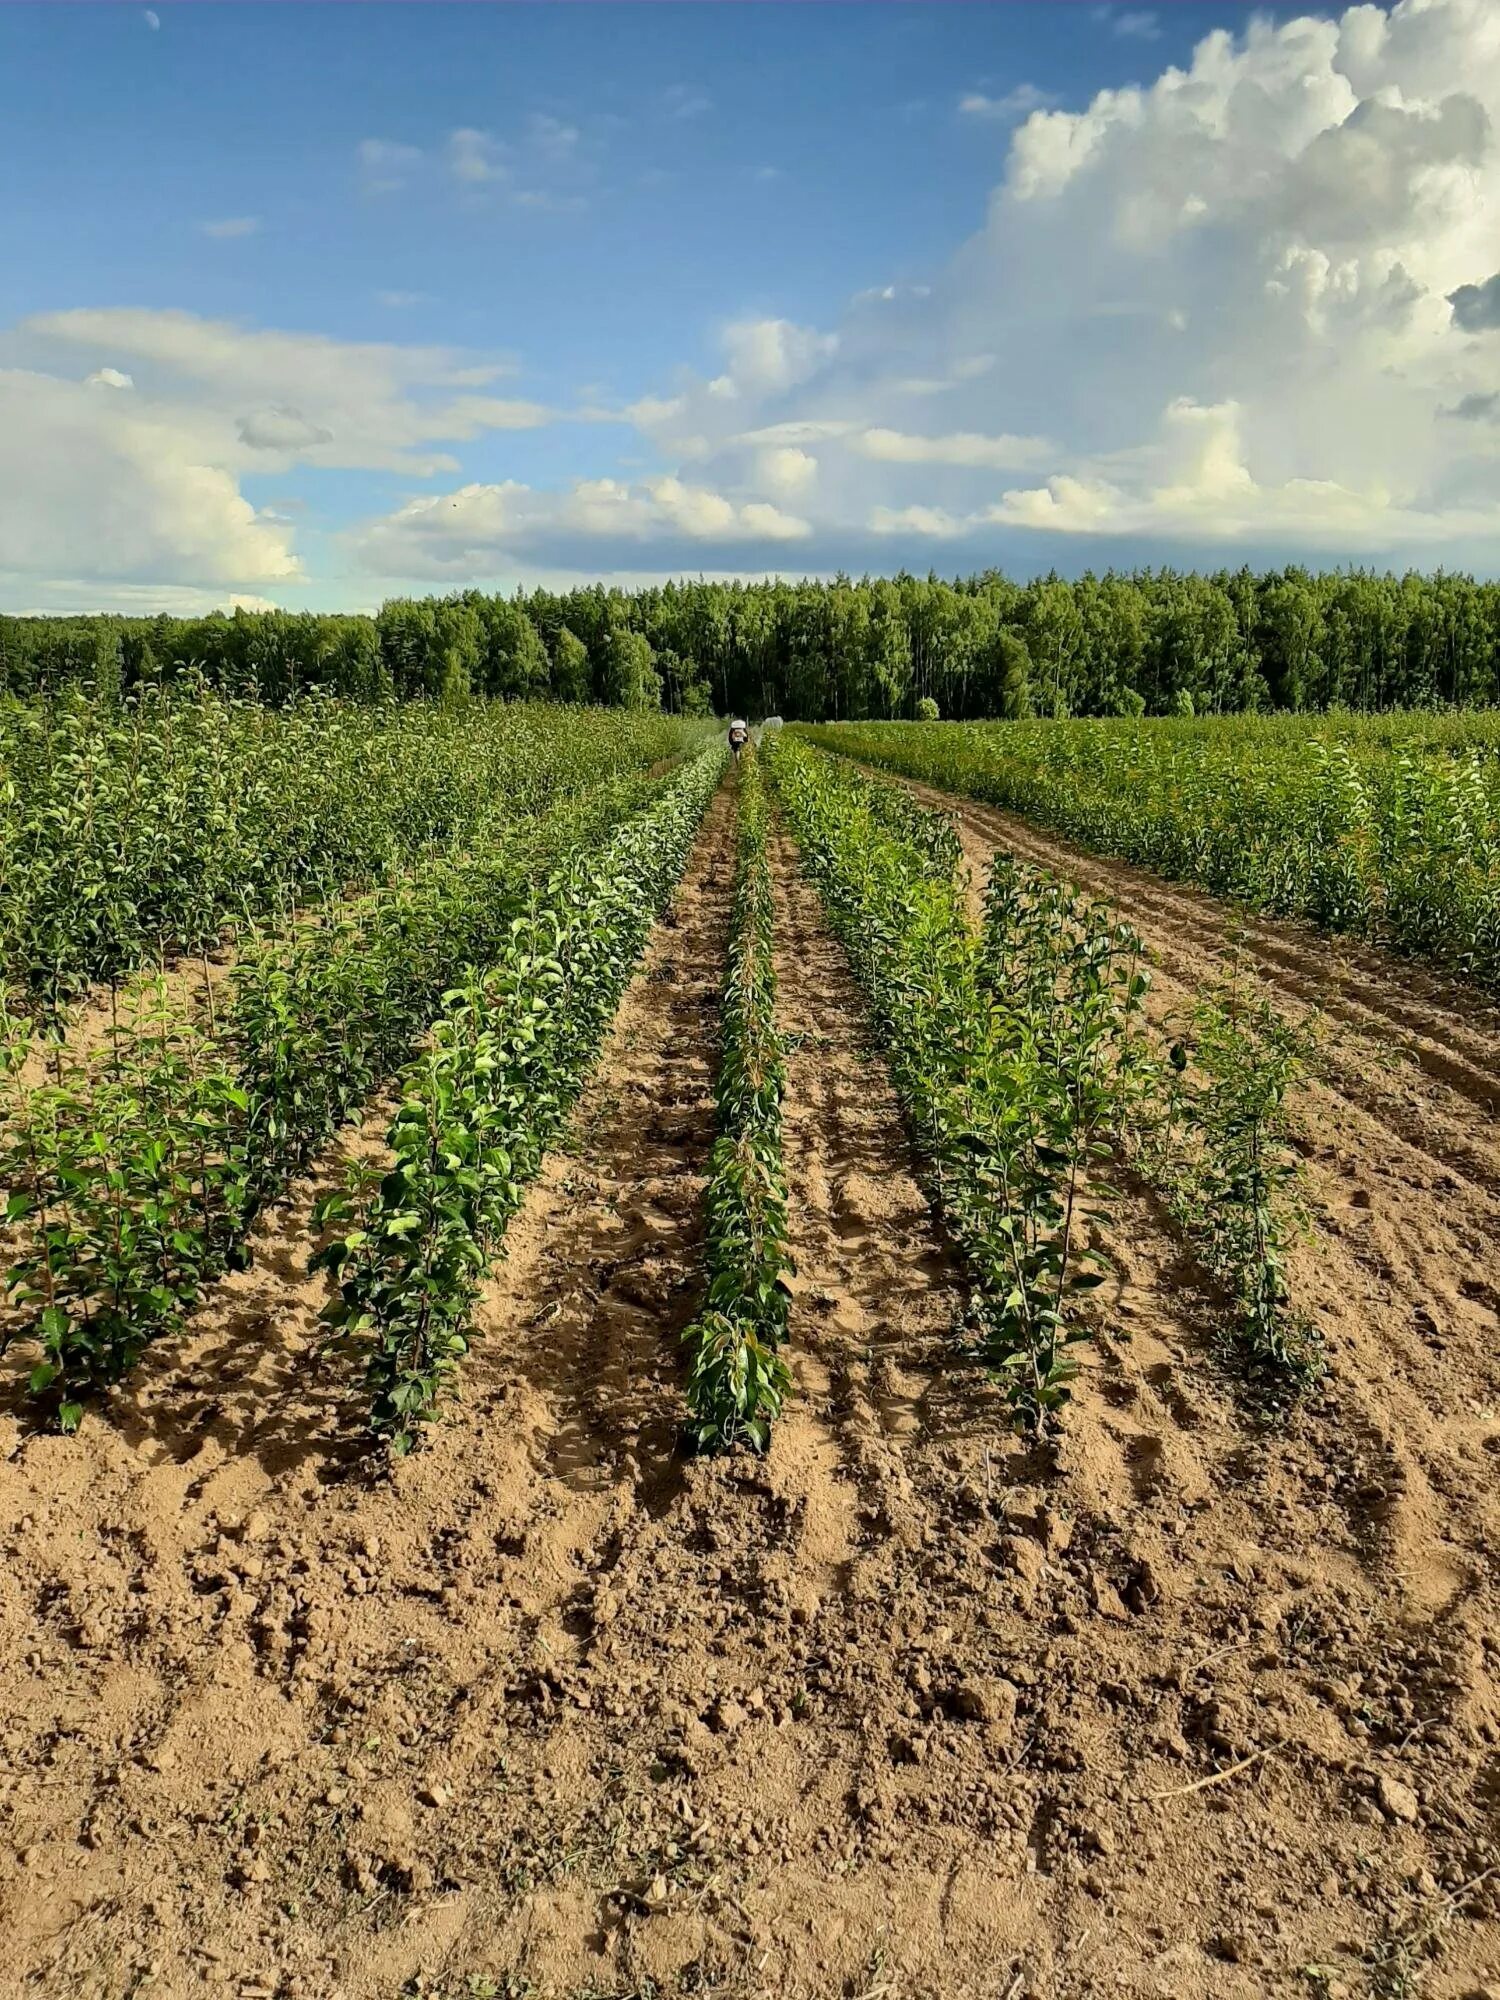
[1375,1771,1421,1822]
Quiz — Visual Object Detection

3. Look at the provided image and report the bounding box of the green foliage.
[0,688,696,1017]
[600,625,663,713]
[12,565,1500,721]
[916,696,940,722]
[682,747,793,1452]
[4,982,254,1423]
[995,631,1033,719]
[551,627,592,705]
[976,850,1318,1399]
[1136,975,1322,1400]
[1,718,692,1423]
[766,737,1121,1434]
[804,713,1500,993]
[312,747,726,1454]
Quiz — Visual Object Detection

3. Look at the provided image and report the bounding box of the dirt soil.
[1,773,1498,2000]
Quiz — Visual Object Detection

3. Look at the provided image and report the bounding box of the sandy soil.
[1,772,1497,2000]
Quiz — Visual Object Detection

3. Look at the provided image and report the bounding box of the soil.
[1,770,1497,2000]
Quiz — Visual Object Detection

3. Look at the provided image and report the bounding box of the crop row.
[978,854,1320,1400]
[764,736,1118,1429]
[0,685,697,1014]
[766,737,1317,1430]
[2,770,665,1428]
[312,746,727,1454]
[681,746,794,1453]
[803,716,1500,992]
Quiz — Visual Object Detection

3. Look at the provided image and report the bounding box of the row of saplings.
[0,750,718,1440]
[3,736,1316,1453]
[691,735,1320,1448]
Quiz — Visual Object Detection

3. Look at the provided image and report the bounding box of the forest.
[5,563,1500,718]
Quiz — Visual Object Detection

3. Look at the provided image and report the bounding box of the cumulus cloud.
[959,86,1056,120]
[26,0,1500,595]
[0,581,290,619]
[236,406,335,451]
[1449,271,1500,330]
[856,427,1054,469]
[711,319,839,399]
[0,309,554,596]
[0,367,300,587]
[757,446,819,496]
[351,475,811,577]
[20,308,528,474]
[573,0,1500,567]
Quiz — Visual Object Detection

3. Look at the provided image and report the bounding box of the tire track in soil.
[3,779,1499,2000]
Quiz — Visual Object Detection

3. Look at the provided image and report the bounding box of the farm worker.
[728,718,750,761]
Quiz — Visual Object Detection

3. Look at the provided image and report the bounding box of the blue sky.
[3,0,1497,612]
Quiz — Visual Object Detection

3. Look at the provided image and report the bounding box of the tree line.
[4,566,1499,717]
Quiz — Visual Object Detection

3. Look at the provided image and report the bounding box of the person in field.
[728,718,750,761]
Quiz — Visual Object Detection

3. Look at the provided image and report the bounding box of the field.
[1,702,1498,2000]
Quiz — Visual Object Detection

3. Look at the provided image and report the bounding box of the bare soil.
[1,775,1497,2000]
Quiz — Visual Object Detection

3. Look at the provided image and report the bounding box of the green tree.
[994,630,1033,719]
[601,625,662,711]
[552,626,592,703]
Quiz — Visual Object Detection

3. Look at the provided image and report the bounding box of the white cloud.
[869,504,969,539]
[351,474,811,576]
[237,407,335,451]
[852,282,933,306]
[856,427,1054,468]
[987,399,1493,543]
[0,581,288,618]
[22,0,1500,594]
[201,217,261,240]
[959,85,1057,121]
[717,319,839,398]
[0,367,300,587]
[21,309,524,473]
[358,138,423,194]
[448,127,505,185]
[444,117,597,209]
[624,393,687,428]
[0,309,551,596]
[619,0,1500,564]
[757,446,819,496]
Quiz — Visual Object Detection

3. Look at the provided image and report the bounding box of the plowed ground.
[0,770,1497,2000]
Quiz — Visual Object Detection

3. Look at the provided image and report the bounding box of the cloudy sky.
[4,0,1500,613]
